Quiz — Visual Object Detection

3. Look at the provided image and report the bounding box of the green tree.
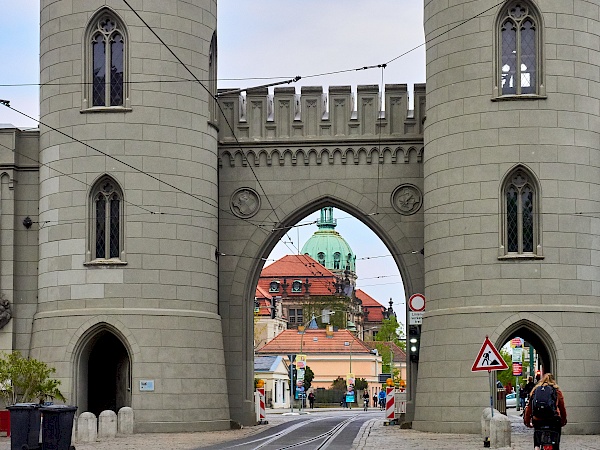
[0,351,66,405]
[375,316,406,351]
[354,377,368,391]
[303,366,315,390]
[331,376,346,391]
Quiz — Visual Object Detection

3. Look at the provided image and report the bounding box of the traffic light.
[254,299,260,314]
[408,325,421,362]
[270,297,276,319]
[289,364,296,397]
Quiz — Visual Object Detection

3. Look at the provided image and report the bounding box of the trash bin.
[7,403,41,450]
[39,405,77,450]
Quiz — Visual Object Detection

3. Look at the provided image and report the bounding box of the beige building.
[1,0,600,435]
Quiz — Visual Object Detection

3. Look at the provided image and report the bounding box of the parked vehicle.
[506,392,517,408]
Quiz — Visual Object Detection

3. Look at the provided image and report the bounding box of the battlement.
[217,84,426,142]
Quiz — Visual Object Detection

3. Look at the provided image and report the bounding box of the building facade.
[0,0,598,435]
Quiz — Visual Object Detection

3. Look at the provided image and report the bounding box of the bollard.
[77,412,97,443]
[490,413,511,448]
[118,407,134,435]
[481,407,500,439]
[98,410,117,439]
[256,387,267,424]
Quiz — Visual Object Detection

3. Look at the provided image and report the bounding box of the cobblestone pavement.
[0,408,598,449]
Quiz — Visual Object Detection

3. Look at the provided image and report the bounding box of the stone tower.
[34,0,228,432]
[421,0,600,433]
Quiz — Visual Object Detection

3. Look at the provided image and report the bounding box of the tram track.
[216,413,367,450]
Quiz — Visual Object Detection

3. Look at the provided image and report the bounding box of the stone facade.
[0,0,598,435]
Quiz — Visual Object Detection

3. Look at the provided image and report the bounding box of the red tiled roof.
[356,289,385,322]
[258,254,338,296]
[255,285,271,299]
[363,341,407,362]
[257,329,372,354]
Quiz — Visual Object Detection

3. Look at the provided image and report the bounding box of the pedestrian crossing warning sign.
[471,336,508,372]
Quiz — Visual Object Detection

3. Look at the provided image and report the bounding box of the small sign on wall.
[139,380,155,392]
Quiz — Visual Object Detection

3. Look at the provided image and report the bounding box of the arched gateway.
[2,0,595,435]
[217,85,426,424]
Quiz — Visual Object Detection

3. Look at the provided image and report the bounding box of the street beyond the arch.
[2,408,599,450]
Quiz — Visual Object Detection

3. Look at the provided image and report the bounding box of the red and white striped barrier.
[257,387,266,422]
[385,387,395,420]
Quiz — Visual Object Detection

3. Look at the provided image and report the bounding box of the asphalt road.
[199,410,381,450]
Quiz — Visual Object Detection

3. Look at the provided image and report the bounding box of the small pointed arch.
[71,322,133,416]
[220,150,234,167]
[87,174,126,263]
[83,7,130,110]
[246,149,257,166]
[493,0,545,98]
[494,318,559,377]
[499,164,543,258]
[295,149,308,166]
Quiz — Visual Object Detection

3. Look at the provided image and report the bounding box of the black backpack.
[531,385,557,419]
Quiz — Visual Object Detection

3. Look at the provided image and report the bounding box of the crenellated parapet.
[217,84,426,142]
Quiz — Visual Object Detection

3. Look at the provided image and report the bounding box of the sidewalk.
[0,408,598,449]
[353,408,600,449]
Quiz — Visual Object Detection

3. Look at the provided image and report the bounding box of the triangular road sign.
[471,336,509,372]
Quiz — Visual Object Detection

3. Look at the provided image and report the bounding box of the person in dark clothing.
[308,391,315,409]
[373,393,377,408]
[524,373,567,450]
[519,383,527,411]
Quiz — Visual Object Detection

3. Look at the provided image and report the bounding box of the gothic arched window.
[501,167,542,257]
[90,177,124,261]
[209,31,218,121]
[495,1,544,97]
[84,9,129,109]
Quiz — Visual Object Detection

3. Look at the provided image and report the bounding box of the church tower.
[421,0,600,433]
[34,0,228,431]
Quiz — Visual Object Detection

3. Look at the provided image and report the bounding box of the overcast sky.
[0,1,427,328]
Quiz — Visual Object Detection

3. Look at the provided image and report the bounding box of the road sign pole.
[489,370,494,418]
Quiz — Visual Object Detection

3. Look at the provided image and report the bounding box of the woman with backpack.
[523,373,567,450]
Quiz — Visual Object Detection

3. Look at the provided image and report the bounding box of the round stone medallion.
[230,188,261,219]
[391,184,422,215]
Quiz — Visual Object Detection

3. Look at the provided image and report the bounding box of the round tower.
[421,0,600,433]
[35,0,227,431]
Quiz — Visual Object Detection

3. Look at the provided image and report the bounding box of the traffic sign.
[511,337,523,348]
[409,311,423,325]
[512,347,522,363]
[408,293,426,312]
[378,373,392,383]
[471,336,509,372]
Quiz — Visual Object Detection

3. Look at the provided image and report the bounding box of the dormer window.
[269,281,280,293]
[333,252,341,269]
[317,252,325,266]
[292,280,302,293]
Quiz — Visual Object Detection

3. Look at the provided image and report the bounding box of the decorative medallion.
[230,188,261,219]
[391,184,422,215]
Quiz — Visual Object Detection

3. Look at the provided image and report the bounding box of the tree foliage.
[303,366,314,390]
[375,316,406,350]
[330,376,346,391]
[0,351,66,405]
[354,377,368,391]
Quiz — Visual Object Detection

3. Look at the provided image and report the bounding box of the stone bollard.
[77,412,97,443]
[118,407,134,434]
[490,413,511,448]
[98,410,117,439]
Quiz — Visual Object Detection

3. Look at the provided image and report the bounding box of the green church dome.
[301,207,356,274]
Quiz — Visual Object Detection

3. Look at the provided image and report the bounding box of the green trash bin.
[39,405,77,450]
[7,403,41,450]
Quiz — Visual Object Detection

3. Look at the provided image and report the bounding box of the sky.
[0,1,427,329]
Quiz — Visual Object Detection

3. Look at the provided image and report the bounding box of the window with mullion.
[499,2,539,96]
[89,15,124,107]
[92,178,123,261]
[504,169,537,255]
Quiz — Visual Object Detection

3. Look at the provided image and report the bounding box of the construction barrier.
[257,387,266,423]
[385,387,395,421]
[395,388,407,414]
